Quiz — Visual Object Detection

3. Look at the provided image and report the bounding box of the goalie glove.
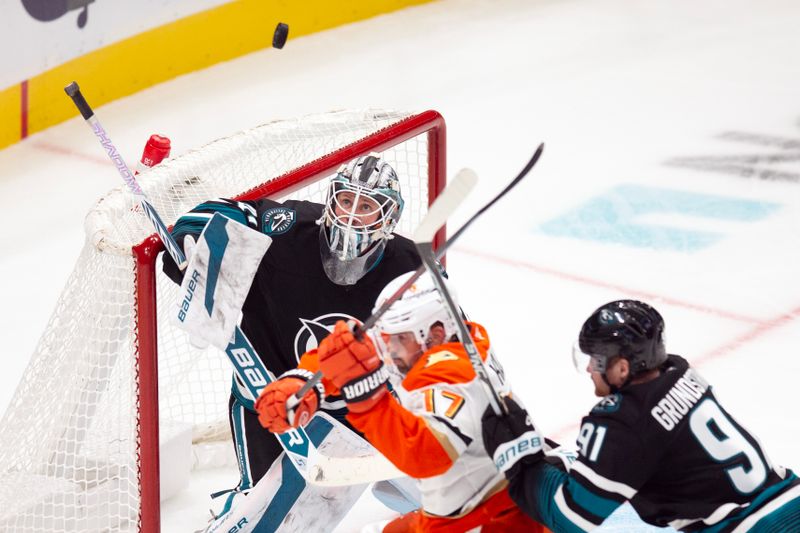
[172,213,272,351]
[318,320,389,413]
[255,369,325,433]
[481,396,545,479]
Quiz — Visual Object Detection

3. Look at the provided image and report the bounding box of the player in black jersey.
[481,300,800,532]
[163,154,422,494]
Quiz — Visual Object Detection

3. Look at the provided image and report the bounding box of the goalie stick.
[414,239,506,415]
[289,143,544,416]
[62,81,398,486]
[410,144,545,415]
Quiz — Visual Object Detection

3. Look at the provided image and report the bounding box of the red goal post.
[0,109,445,533]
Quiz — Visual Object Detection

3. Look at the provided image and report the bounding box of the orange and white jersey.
[347,322,513,518]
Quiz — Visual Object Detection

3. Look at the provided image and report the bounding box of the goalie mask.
[373,271,459,373]
[318,153,404,285]
[572,299,667,381]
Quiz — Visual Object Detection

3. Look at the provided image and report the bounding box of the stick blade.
[413,168,478,243]
[308,447,404,486]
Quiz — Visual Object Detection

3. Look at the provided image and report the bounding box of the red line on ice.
[33,142,113,166]
[452,246,762,324]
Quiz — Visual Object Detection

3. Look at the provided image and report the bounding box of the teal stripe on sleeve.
[522,462,600,533]
[196,201,249,226]
[170,216,209,239]
[566,477,620,519]
[702,474,797,533]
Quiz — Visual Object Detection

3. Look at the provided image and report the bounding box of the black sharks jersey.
[163,197,422,409]
[510,355,800,532]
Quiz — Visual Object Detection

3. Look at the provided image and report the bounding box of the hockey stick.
[63,81,389,485]
[290,144,544,411]
[409,145,547,415]
[414,241,506,415]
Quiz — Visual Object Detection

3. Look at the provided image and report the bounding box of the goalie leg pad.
[205,413,369,533]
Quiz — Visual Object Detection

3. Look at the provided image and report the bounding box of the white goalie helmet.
[318,153,404,285]
[374,270,459,348]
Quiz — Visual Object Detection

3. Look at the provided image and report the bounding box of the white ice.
[1,0,798,531]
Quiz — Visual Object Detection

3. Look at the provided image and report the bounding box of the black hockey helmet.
[576,300,667,377]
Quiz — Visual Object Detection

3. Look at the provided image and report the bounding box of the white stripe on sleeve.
[570,461,637,500]
[731,484,800,533]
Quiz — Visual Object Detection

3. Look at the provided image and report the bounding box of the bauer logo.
[227,517,248,533]
[177,269,202,322]
[262,207,296,236]
[494,432,543,474]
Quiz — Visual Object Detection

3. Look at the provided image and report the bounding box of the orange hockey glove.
[318,320,388,413]
[255,369,324,433]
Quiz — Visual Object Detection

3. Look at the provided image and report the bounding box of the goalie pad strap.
[341,363,390,404]
[280,368,326,404]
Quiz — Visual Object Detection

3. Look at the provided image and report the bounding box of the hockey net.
[0,109,445,533]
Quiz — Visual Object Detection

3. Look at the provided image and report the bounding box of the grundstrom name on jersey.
[651,369,709,431]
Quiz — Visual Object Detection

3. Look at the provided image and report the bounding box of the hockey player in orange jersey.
[256,270,552,532]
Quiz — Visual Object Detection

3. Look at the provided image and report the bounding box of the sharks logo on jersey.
[261,207,296,236]
[293,312,358,362]
[592,393,622,414]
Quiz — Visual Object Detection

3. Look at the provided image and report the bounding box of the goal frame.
[132,110,446,531]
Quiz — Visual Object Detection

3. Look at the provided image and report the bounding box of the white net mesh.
[0,109,442,532]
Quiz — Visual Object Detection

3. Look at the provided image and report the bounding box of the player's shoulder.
[588,393,626,418]
[179,198,253,220]
[586,388,647,428]
[173,198,259,237]
[588,355,705,428]
[403,345,474,390]
[360,235,422,286]
[385,233,421,261]
[251,198,322,237]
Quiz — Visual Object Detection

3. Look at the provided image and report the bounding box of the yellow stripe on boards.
[1,0,434,150]
[0,84,21,148]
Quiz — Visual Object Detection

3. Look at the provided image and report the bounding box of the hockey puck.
[273,22,289,49]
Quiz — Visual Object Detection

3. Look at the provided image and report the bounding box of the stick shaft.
[416,242,505,414]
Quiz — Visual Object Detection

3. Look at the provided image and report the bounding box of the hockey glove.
[481,396,544,480]
[318,320,388,413]
[255,369,324,433]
